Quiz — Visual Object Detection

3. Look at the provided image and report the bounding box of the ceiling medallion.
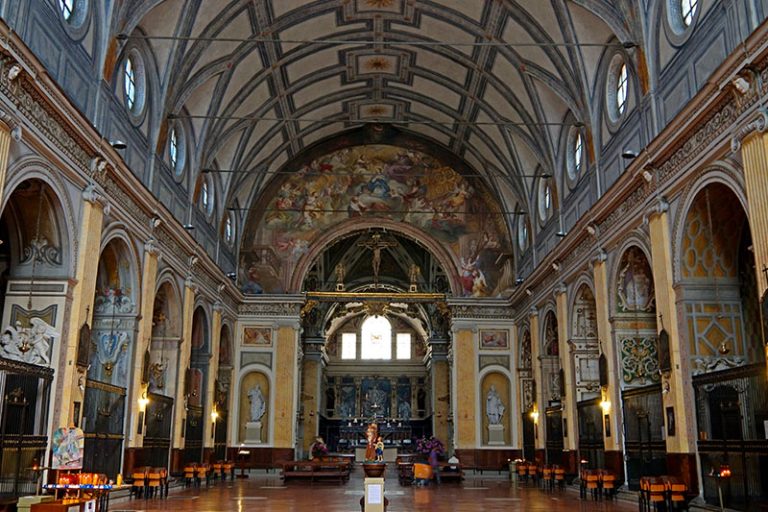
[366,106,387,117]
[364,57,391,72]
[365,0,396,8]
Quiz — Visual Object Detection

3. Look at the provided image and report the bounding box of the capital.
[592,248,607,265]
[82,183,107,208]
[731,109,768,152]
[528,306,538,318]
[144,237,159,255]
[553,282,567,297]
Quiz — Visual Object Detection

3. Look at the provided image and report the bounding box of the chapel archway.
[214,323,233,460]
[540,310,563,465]
[83,236,139,477]
[680,183,767,506]
[570,283,603,469]
[517,327,535,461]
[143,279,182,469]
[0,178,69,494]
[613,244,665,489]
[183,306,210,464]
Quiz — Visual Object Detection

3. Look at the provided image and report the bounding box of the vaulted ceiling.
[116,0,637,230]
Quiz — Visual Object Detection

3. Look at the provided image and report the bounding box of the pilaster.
[300,336,324,454]
[203,304,222,449]
[555,285,577,453]
[273,323,300,448]
[528,308,544,451]
[592,254,622,452]
[0,116,15,204]
[173,281,196,449]
[55,185,105,429]
[452,324,476,449]
[127,240,159,448]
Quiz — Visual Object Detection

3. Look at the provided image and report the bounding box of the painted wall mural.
[240,145,512,296]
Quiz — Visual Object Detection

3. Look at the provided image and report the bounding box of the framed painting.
[480,330,509,350]
[243,327,272,346]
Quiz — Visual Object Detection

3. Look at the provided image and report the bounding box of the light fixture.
[211,409,219,421]
[138,392,149,410]
[515,277,524,285]
[530,409,539,423]
[600,399,611,413]
[551,261,560,271]
[621,149,638,160]
[226,272,237,280]
[555,230,567,237]
[586,223,598,236]
[183,224,195,230]
[110,140,127,150]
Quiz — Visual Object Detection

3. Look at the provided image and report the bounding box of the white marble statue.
[248,384,266,422]
[486,385,505,425]
[0,318,58,366]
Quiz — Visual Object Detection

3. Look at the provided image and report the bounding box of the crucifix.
[358,233,397,286]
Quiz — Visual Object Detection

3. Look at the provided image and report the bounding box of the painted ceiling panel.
[278,12,342,55]
[400,76,462,111]
[567,2,612,96]
[432,0,487,23]
[501,16,561,78]
[183,74,220,139]
[415,49,469,86]
[189,12,253,78]
[140,0,184,78]
[271,0,314,19]
[219,53,267,114]
[397,14,476,58]
[285,46,341,84]
[292,76,357,108]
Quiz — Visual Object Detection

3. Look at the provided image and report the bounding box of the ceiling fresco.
[239,144,512,296]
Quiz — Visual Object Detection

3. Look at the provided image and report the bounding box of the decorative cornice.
[238,300,303,317]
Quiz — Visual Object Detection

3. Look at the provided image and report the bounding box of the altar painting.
[240,145,512,297]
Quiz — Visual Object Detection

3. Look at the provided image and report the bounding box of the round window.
[224,213,235,244]
[605,55,630,126]
[168,126,186,177]
[667,0,699,36]
[517,215,529,251]
[58,0,89,29]
[566,128,584,183]
[122,50,147,119]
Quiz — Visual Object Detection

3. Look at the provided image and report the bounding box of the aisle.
[110,468,638,512]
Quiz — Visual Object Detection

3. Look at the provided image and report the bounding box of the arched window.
[681,0,698,27]
[124,57,136,110]
[341,333,356,360]
[574,132,583,174]
[169,128,178,169]
[517,213,529,251]
[616,63,628,115]
[200,179,211,213]
[59,0,74,20]
[361,316,392,360]
[224,212,235,244]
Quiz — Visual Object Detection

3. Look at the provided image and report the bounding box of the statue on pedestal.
[365,422,378,461]
[486,385,505,425]
[248,384,266,422]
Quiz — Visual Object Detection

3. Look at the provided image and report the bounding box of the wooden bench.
[438,462,464,482]
[280,461,350,484]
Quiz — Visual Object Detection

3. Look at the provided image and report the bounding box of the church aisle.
[110,469,637,512]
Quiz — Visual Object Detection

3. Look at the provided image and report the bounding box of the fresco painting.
[240,145,511,296]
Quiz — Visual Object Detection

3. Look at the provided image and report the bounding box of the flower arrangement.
[415,436,444,456]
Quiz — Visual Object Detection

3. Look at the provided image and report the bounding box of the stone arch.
[289,218,463,295]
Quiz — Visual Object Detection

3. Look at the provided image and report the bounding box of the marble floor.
[110,469,639,512]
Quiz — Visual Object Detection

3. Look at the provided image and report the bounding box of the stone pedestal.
[364,477,385,512]
[245,421,263,444]
[488,424,505,445]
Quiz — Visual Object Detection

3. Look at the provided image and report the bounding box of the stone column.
[593,251,624,479]
[55,185,105,430]
[273,321,300,448]
[125,239,159,472]
[451,324,476,449]
[555,284,578,473]
[648,199,697,491]
[734,116,768,364]
[528,308,545,464]
[171,278,196,472]
[202,302,222,460]
[300,337,323,455]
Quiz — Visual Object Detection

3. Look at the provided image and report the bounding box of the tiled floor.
[110,469,638,511]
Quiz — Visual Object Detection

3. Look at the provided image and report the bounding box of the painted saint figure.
[248,384,266,422]
[486,385,505,425]
[365,422,378,461]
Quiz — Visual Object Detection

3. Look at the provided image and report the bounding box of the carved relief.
[620,336,660,385]
[0,318,58,366]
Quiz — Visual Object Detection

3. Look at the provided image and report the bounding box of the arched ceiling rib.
[117,0,630,223]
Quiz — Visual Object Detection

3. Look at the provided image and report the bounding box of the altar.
[355,446,398,462]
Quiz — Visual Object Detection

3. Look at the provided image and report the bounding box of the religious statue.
[248,384,266,422]
[408,264,421,291]
[0,318,58,366]
[335,262,346,291]
[486,385,505,425]
[375,436,384,462]
[398,399,411,419]
[365,422,378,461]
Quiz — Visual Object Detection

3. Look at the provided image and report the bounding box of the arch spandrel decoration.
[239,145,512,297]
